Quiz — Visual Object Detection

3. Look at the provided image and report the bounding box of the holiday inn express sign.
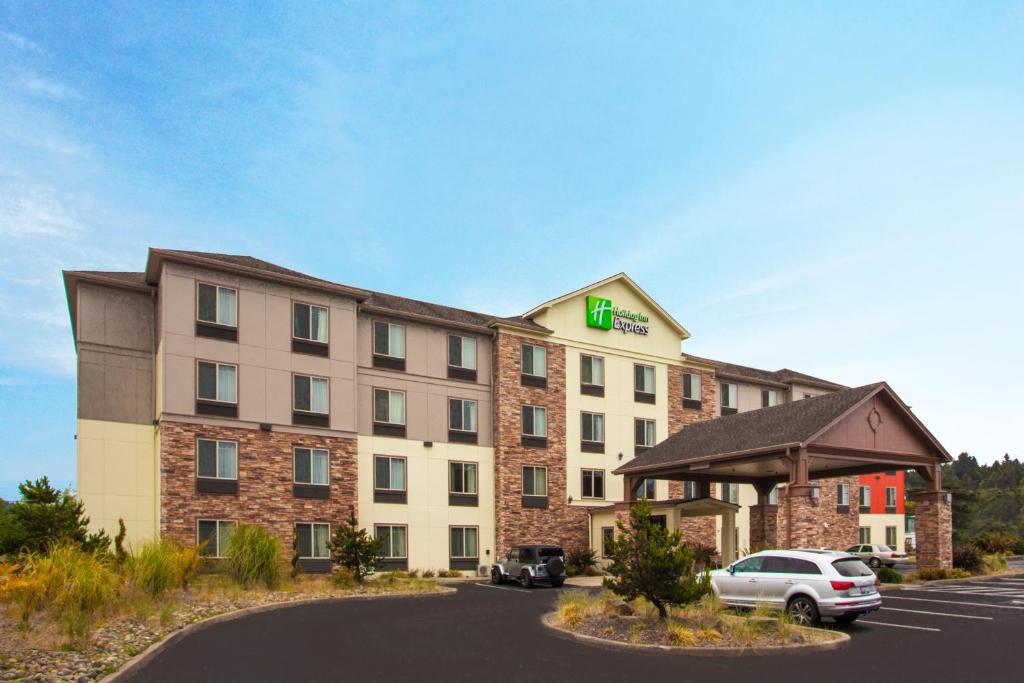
[586,295,650,335]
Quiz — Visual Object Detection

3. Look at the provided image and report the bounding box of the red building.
[857,471,906,549]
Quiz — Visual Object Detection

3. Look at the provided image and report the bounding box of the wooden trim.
[580,384,604,397]
[372,354,406,371]
[448,430,478,444]
[292,339,329,357]
[196,400,238,418]
[195,321,238,342]
[447,366,477,382]
[293,484,330,499]
[293,411,329,428]
[521,374,547,388]
[373,423,407,438]
[522,495,548,509]
[196,478,238,495]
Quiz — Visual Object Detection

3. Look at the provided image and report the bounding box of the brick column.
[910,490,952,570]
[778,476,859,550]
[748,504,778,551]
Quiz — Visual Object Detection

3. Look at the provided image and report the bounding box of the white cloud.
[0,31,41,53]
[13,75,78,100]
[0,182,84,238]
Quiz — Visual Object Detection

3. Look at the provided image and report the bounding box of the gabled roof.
[684,354,846,391]
[615,382,950,476]
[523,272,691,339]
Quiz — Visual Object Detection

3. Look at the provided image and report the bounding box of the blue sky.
[1,2,1021,500]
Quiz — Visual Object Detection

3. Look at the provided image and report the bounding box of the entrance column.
[749,482,779,551]
[720,507,737,564]
[911,464,953,570]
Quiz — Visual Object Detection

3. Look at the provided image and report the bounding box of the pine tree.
[331,509,382,582]
[0,477,110,555]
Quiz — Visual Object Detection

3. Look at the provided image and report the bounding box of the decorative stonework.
[910,491,952,570]
[492,332,589,555]
[159,420,358,551]
[748,503,779,551]
[666,365,718,544]
[776,477,859,550]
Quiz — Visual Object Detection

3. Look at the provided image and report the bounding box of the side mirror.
[727,565,736,575]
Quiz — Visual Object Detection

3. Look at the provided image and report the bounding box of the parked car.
[491,545,566,588]
[845,543,909,568]
[710,549,881,626]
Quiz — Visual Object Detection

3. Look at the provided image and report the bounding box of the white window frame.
[449,526,479,559]
[196,282,237,327]
[447,334,477,370]
[580,354,605,387]
[373,388,406,425]
[196,360,237,404]
[449,461,478,495]
[374,455,407,493]
[449,398,478,433]
[522,465,548,497]
[762,389,778,407]
[721,382,738,409]
[376,524,408,559]
[293,447,330,486]
[197,519,237,558]
[581,411,605,444]
[521,343,547,378]
[634,363,655,395]
[373,320,406,359]
[293,373,330,415]
[860,485,872,508]
[292,301,329,343]
[837,483,850,506]
[295,522,331,559]
[635,418,656,448]
[521,405,547,438]
[885,487,897,508]
[581,468,605,499]
[683,372,701,400]
[196,438,238,480]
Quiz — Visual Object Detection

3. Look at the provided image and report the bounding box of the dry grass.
[666,622,697,646]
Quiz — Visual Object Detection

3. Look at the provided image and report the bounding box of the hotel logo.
[586,295,650,336]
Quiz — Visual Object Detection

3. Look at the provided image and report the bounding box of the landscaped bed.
[546,590,847,654]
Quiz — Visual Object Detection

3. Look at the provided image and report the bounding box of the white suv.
[710,549,881,626]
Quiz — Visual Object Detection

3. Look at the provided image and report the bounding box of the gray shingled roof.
[686,354,845,391]
[616,383,882,474]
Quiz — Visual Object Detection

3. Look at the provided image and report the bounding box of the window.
[522,344,547,377]
[294,374,329,414]
[885,526,897,549]
[683,372,701,402]
[294,448,329,485]
[581,412,604,444]
[450,527,478,559]
[635,418,656,448]
[762,389,778,408]
[601,527,614,558]
[293,302,328,343]
[732,556,764,573]
[373,321,405,358]
[885,487,897,510]
[721,483,739,504]
[295,523,331,559]
[522,466,548,497]
[197,283,237,327]
[859,527,871,544]
[197,361,237,403]
[635,478,656,499]
[449,398,478,433]
[859,485,871,510]
[449,461,478,494]
[374,456,406,492]
[634,364,655,396]
[581,354,604,386]
[373,389,405,424]
[197,520,236,558]
[376,525,407,559]
[581,469,605,499]
[682,481,698,499]
[522,405,547,437]
[905,516,916,534]
[721,383,737,410]
[196,439,237,480]
[768,485,779,505]
[448,335,477,370]
[836,483,850,507]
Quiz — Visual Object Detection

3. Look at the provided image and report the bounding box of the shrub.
[953,544,982,573]
[877,566,903,584]
[114,519,128,566]
[698,627,722,643]
[225,524,282,589]
[915,567,971,581]
[128,540,184,597]
[290,534,302,580]
[332,568,356,589]
[331,510,381,582]
[422,569,435,578]
[0,477,110,555]
[558,602,586,628]
[666,622,697,646]
[566,547,598,576]
[979,554,1008,575]
[603,498,712,619]
[973,531,1019,555]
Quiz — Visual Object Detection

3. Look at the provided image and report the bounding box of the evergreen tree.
[331,509,383,582]
[0,477,110,555]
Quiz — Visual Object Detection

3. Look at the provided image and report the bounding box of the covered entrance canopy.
[614,382,954,569]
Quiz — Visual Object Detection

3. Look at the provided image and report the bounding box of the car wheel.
[490,568,502,585]
[834,614,859,625]
[869,557,882,569]
[787,596,821,627]
[551,580,564,588]
[520,570,533,589]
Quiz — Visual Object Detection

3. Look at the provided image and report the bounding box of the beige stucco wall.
[76,419,159,547]
[357,435,495,573]
[859,513,907,550]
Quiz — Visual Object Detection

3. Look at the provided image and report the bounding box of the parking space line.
[859,620,941,632]
[883,607,993,620]
[472,582,538,593]
[886,596,1024,610]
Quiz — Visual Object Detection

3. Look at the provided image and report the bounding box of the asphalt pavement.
[123,576,1024,682]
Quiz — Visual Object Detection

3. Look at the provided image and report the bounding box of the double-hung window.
[197,519,236,558]
[721,483,739,504]
[634,364,655,403]
[294,447,329,486]
[196,283,237,340]
[635,478,656,500]
[521,344,547,387]
[859,485,872,511]
[293,302,328,355]
[376,525,408,561]
[837,483,850,509]
[373,321,406,370]
[450,527,479,565]
[449,398,478,442]
[762,389,778,408]
[521,405,547,446]
[373,389,406,436]
[522,466,548,501]
[449,461,478,495]
[682,481,698,499]
[374,455,407,503]
[197,439,237,480]
[683,372,701,408]
[580,354,604,396]
[859,527,871,544]
[721,383,738,414]
[601,527,615,558]
[448,335,477,380]
[885,526,897,549]
[196,361,237,417]
[885,487,898,512]
[634,418,655,452]
[580,412,604,452]
[293,374,329,427]
[581,469,605,499]
[295,522,331,560]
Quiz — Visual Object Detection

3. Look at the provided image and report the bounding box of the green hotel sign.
[586,295,650,335]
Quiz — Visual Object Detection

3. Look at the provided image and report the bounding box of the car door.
[717,556,764,604]
[505,548,521,577]
[753,555,791,608]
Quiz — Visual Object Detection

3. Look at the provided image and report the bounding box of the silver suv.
[710,549,881,626]
[491,545,566,588]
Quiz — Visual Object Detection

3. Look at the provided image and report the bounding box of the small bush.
[422,569,435,578]
[953,545,983,572]
[331,511,382,582]
[878,566,903,584]
[915,567,971,581]
[566,547,598,576]
[666,622,697,646]
[332,568,356,589]
[979,554,1008,575]
[225,524,282,589]
[558,602,586,628]
[128,539,195,597]
[114,519,128,566]
[407,568,420,578]
[973,531,1019,555]
[698,627,722,643]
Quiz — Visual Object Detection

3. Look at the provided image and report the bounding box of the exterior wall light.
[810,486,821,501]
[943,492,952,505]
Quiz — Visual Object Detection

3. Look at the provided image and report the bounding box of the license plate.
[849,587,863,596]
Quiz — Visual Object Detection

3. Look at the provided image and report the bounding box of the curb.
[102,587,456,682]
[539,613,849,657]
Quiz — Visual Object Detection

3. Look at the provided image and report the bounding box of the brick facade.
[159,420,358,550]
[667,365,718,545]
[748,503,779,551]
[909,491,952,569]
[492,332,589,555]
[776,477,859,550]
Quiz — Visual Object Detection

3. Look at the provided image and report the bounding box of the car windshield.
[538,547,563,559]
[832,558,874,577]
